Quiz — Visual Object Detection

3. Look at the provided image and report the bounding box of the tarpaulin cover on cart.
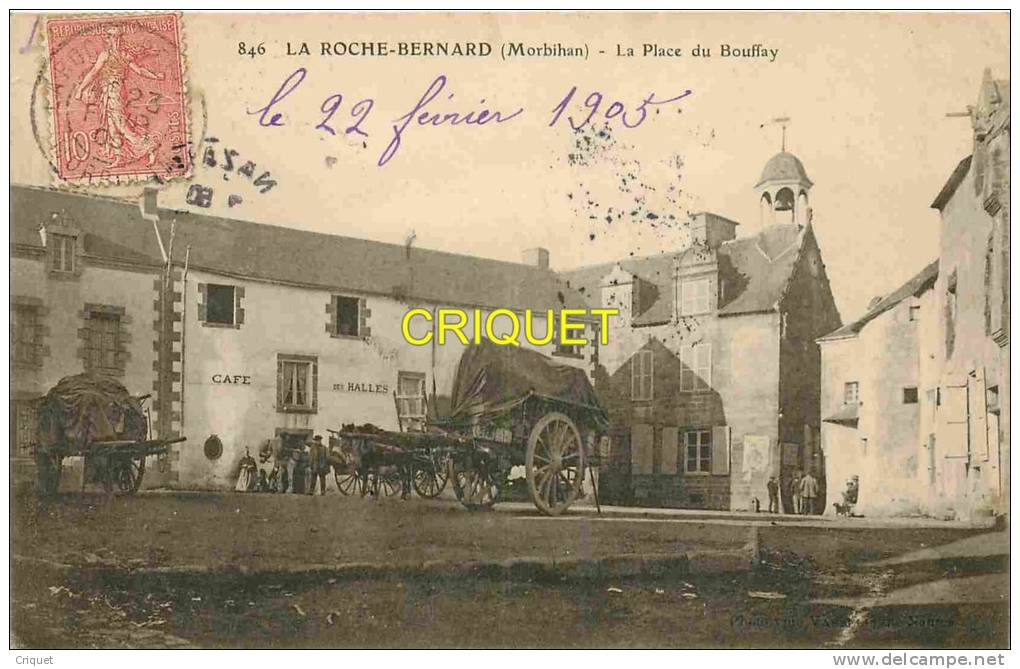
[36,373,148,454]
[447,340,607,425]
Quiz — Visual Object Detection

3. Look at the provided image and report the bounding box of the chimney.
[687,212,739,248]
[522,247,550,270]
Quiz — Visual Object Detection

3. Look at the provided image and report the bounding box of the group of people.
[235,434,334,495]
[765,470,820,515]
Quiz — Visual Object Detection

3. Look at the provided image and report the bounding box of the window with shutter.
[684,429,712,473]
[711,426,731,475]
[660,428,679,474]
[939,381,969,458]
[631,349,653,400]
[680,277,711,315]
[11,304,41,366]
[681,343,711,392]
[396,372,427,431]
[945,271,958,359]
[84,312,120,372]
[12,399,39,457]
[631,424,654,475]
[968,371,988,461]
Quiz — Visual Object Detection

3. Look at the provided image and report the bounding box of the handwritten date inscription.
[248,68,693,167]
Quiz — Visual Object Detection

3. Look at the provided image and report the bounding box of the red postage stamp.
[45,13,191,183]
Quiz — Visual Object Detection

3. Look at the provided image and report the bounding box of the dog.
[833,502,854,517]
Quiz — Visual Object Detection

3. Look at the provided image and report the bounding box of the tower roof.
[755,151,813,188]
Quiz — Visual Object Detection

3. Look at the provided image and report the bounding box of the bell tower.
[755,122,813,228]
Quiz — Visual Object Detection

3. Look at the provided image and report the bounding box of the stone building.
[10,184,592,490]
[818,69,1009,520]
[928,70,1010,519]
[11,192,162,487]
[563,151,842,511]
[818,261,939,516]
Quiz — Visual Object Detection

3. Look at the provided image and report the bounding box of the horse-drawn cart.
[328,427,452,499]
[331,341,608,516]
[34,373,186,496]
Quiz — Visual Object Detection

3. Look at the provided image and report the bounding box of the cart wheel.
[116,457,145,495]
[451,452,502,510]
[35,450,62,497]
[377,469,402,497]
[333,468,362,496]
[412,455,450,499]
[526,412,585,516]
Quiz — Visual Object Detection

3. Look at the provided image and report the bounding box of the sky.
[9,11,1010,320]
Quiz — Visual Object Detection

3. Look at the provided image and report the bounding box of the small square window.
[335,296,360,337]
[903,387,919,404]
[844,381,859,404]
[909,305,921,322]
[206,284,236,325]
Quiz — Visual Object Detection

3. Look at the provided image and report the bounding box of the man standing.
[789,471,802,515]
[289,438,307,494]
[766,475,779,513]
[307,435,328,496]
[800,470,819,515]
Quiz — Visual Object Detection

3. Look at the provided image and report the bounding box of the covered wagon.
[34,373,185,496]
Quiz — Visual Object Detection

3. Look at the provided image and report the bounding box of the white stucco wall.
[176,269,591,488]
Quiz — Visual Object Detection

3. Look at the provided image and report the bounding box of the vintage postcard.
[7,10,1011,655]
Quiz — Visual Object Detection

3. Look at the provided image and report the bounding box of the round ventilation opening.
[204,434,223,460]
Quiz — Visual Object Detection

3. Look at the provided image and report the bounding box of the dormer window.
[51,233,76,273]
[680,277,711,316]
[41,212,82,278]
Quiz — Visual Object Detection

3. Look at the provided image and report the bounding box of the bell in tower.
[754,121,813,229]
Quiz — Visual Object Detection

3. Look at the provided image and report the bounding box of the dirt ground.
[10,491,1008,649]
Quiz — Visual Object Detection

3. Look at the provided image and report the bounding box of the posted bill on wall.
[8,10,1011,656]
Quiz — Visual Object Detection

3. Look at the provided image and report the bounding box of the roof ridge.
[561,250,681,275]
[10,184,590,312]
[818,259,939,342]
[11,183,565,277]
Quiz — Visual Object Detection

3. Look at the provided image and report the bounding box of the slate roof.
[818,260,939,342]
[824,402,859,426]
[561,253,677,326]
[10,185,588,312]
[930,156,972,211]
[755,151,813,188]
[561,223,809,325]
[716,224,805,316]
